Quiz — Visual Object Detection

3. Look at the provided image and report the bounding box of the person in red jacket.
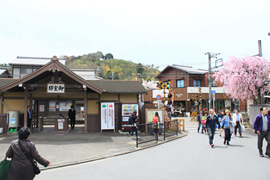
[153,112,161,143]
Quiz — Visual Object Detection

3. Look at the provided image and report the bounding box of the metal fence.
[135,119,181,148]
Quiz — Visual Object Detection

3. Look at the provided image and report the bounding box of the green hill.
[66,52,159,81]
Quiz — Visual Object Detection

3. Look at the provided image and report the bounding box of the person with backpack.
[153,112,161,143]
[129,111,138,138]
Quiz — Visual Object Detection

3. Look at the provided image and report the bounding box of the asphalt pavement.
[36,121,270,180]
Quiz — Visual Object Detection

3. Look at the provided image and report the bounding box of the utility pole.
[206,52,212,110]
[205,52,220,111]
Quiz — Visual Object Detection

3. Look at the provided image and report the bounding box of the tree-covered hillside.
[66,52,159,81]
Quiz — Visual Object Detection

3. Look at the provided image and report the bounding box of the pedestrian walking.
[130,111,138,138]
[153,112,161,143]
[219,111,225,137]
[27,106,32,129]
[201,112,208,134]
[68,105,76,129]
[254,107,270,157]
[221,110,235,145]
[197,110,203,133]
[205,109,220,148]
[233,109,244,138]
[5,127,51,180]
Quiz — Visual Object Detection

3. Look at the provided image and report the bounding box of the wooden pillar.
[1,93,3,114]
[24,87,28,127]
[84,89,88,134]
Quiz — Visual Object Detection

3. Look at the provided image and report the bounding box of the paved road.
[37,122,270,180]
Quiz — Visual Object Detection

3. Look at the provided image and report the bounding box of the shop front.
[0,57,147,133]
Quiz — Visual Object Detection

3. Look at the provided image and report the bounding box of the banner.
[101,102,115,131]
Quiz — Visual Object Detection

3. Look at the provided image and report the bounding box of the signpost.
[212,90,216,110]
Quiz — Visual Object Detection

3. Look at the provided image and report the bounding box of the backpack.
[129,116,133,124]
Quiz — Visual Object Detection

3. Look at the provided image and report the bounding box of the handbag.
[241,125,245,132]
[0,157,11,180]
[18,140,40,175]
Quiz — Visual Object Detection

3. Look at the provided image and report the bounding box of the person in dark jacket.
[205,109,220,148]
[197,111,203,133]
[6,127,51,180]
[254,106,270,157]
[130,111,138,137]
[68,106,76,129]
[27,106,32,129]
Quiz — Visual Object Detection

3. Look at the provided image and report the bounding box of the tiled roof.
[88,80,148,94]
[9,56,66,66]
[172,65,208,74]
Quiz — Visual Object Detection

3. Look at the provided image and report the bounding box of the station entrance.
[31,100,85,132]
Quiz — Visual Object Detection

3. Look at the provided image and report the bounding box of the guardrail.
[135,119,184,148]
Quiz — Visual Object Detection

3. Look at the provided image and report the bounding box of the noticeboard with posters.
[145,109,165,123]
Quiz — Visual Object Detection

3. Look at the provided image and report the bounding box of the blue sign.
[211,90,216,94]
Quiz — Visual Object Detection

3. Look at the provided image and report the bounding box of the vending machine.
[121,103,139,132]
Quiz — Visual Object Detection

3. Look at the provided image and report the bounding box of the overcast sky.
[1,0,270,70]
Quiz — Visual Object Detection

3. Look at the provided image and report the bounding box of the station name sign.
[47,83,65,93]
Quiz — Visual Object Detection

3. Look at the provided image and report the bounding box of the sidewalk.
[0,125,188,170]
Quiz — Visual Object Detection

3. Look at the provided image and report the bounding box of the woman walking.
[153,112,161,143]
[219,111,225,137]
[221,110,235,145]
[6,127,51,180]
[201,112,208,134]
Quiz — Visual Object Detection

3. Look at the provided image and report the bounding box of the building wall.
[3,99,25,113]
[3,92,24,98]
[120,94,137,103]
[158,68,190,88]
[100,94,118,101]
[87,100,99,114]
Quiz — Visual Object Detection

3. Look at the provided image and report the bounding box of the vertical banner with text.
[101,102,115,131]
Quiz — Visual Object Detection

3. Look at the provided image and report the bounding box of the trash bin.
[159,123,164,135]
[9,111,19,132]
[55,118,68,131]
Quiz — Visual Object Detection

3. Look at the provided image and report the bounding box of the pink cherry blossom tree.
[215,56,270,104]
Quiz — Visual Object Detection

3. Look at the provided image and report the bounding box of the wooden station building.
[0,56,147,133]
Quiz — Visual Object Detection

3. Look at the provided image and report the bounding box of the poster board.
[49,101,56,112]
[59,101,72,112]
[101,102,115,131]
[145,109,165,123]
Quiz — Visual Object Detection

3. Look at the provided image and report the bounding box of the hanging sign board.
[101,102,115,131]
[47,84,65,93]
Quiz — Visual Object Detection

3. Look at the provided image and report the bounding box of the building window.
[193,80,201,87]
[21,66,33,78]
[177,80,184,88]
[13,67,20,79]
[212,79,217,87]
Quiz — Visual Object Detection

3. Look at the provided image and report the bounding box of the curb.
[41,133,188,171]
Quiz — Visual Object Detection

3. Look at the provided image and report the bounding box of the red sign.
[156,94,162,100]
[109,104,113,108]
